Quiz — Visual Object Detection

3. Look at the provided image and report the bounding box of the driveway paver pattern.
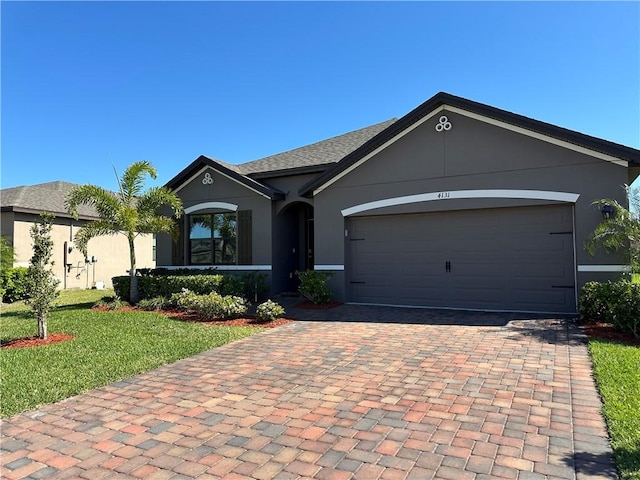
[0,315,616,479]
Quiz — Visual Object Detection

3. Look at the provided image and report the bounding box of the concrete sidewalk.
[0,315,616,479]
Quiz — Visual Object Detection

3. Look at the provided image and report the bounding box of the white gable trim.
[313,104,627,196]
[173,166,272,199]
[341,189,580,217]
[446,106,628,167]
[313,106,447,195]
[185,202,238,214]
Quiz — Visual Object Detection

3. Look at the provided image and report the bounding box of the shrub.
[170,289,248,320]
[220,274,245,297]
[244,272,269,303]
[93,296,130,310]
[296,270,333,304]
[580,280,640,338]
[1,267,29,303]
[256,300,285,323]
[137,296,170,311]
[170,289,201,310]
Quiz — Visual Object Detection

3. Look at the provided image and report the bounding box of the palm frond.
[65,185,121,221]
[137,216,177,235]
[136,187,183,218]
[120,161,157,201]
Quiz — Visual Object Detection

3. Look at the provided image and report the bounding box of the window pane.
[190,239,213,265]
[215,238,237,264]
[213,213,237,240]
[190,215,212,239]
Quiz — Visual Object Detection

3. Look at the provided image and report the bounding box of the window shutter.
[172,218,185,265]
[237,210,252,265]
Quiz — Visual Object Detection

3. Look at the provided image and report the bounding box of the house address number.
[437,192,451,199]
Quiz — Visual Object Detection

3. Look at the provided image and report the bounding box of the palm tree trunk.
[128,236,140,304]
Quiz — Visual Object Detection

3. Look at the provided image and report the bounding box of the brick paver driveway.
[1,314,617,479]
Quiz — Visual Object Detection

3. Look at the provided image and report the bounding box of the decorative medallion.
[202,172,214,185]
[435,115,452,132]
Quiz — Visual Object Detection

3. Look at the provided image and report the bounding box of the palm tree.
[66,161,183,303]
[585,185,639,273]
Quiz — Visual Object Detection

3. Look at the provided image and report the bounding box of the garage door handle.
[350,281,366,284]
[445,261,451,273]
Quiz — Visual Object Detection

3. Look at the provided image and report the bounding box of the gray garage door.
[346,204,576,313]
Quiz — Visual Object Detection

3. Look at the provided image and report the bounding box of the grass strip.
[588,339,640,479]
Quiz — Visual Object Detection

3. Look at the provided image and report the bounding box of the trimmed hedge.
[580,280,640,339]
[113,274,224,302]
[114,271,269,304]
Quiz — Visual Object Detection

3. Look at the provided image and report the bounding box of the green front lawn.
[1,290,260,418]
[589,339,640,479]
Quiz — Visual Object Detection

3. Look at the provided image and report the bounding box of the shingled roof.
[240,119,397,176]
[165,118,398,193]
[1,181,100,219]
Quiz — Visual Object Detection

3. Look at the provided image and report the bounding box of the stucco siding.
[9,213,154,290]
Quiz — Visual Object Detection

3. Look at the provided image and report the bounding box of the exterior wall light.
[600,204,615,219]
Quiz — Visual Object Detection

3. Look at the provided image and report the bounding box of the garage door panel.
[347,204,576,313]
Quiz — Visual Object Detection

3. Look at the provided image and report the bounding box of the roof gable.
[299,92,640,197]
[165,155,285,200]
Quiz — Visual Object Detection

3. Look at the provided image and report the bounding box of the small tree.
[585,185,640,273]
[25,213,60,339]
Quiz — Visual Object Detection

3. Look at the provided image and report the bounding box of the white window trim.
[185,202,238,214]
[341,189,580,217]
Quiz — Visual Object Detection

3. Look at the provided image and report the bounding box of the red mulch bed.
[1,333,76,349]
[583,321,640,346]
[92,305,292,328]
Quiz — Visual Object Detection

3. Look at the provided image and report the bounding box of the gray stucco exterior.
[159,92,639,314]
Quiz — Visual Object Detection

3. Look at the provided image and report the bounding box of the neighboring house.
[1,181,155,290]
[157,92,640,314]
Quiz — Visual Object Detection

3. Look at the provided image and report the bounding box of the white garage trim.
[577,265,632,272]
[185,202,238,214]
[341,189,580,217]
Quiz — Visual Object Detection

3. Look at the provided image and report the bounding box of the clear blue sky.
[2,1,639,192]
